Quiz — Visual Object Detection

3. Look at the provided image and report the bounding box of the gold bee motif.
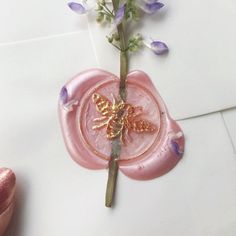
[92,93,157,143]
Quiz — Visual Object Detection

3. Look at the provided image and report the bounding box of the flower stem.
[118,23,128,101]
[105,0,128,208]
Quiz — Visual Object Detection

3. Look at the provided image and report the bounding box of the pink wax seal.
[59,69,184,180]
[0,168,16,235]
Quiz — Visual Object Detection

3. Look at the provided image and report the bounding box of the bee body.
[107,115,124,139]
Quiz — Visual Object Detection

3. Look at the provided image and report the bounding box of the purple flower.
[60,86,68,104]
[68,1,90,14]
[68,0,97,15]
[144,39,169,55]
[137,0,164,14]
[145,2,164,13]
[150,41,168,55]
[114,4,126,26]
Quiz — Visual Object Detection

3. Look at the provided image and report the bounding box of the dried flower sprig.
[68,0,168,55]
[68,0,168,207]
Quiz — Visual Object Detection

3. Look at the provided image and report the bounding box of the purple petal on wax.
[68,2,87,14]
[114,4,126,25]
[171,141,183,157]
[150,41,168,55]
[60,86,68,104]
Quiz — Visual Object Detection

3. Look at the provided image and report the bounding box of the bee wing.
[128,118,157,133]
[92,93,113,117]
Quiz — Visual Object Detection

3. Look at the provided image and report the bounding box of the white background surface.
[0,0,236,235]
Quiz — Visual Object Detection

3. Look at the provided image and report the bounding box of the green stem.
[118,23,128,101]
[103,4,114,16]
[105,138,121,207]
[105,0,128,208]
[102,11,113,18]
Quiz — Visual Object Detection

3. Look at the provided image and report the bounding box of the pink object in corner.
[58,69,185,180]
[0,168,16,236]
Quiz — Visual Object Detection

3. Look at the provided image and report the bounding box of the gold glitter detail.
[92,93,157,143]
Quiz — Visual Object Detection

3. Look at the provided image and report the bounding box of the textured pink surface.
[59,69,184,180]
[0,168,16,235]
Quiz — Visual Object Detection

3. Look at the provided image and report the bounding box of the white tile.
[222,108,236,153]
[0,0,87,43]
[1,110,236,235]
[88,0,236,119]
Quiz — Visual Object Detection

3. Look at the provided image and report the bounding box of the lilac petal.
[68,2,87,14]
[60,86,68,104]
[145,2,164,13]
[114,4,126,26]
[138,1,164,14]
[171,141,182,157]
[150,41,168,55]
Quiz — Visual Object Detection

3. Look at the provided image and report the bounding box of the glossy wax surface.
[59,69,184,180]
[79,80,160,160]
